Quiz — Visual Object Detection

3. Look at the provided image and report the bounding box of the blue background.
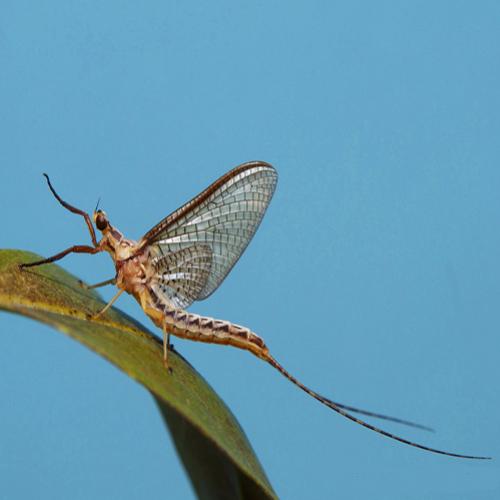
[1,2,499,499]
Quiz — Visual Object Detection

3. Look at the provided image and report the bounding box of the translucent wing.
[150,244,213,309]
[141,161,277,307]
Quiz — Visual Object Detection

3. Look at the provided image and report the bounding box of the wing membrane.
[142,161,277,306]
[150,244,213,309]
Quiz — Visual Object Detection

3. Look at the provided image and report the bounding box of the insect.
[20,161,489,459]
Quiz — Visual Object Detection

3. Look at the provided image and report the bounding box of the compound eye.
[95,212,108,231]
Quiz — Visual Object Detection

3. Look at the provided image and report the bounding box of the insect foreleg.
[19,245,101,270]
[19,175,104,271]
[42,174,99,246]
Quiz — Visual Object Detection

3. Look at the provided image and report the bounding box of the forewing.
[143,161,277,303]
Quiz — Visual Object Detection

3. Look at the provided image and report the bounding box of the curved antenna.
[95,197,101,212]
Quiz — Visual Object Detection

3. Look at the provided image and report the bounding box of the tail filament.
[264,354,489,459]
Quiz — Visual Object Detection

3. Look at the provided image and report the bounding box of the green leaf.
[0,249,277,500]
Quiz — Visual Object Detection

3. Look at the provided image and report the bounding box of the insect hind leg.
[162,324,173,373]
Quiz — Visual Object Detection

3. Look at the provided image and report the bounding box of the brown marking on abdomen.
[143,287,269,358]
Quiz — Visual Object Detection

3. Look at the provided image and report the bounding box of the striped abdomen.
[145,287,269,358]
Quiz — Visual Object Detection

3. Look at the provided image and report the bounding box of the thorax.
[100,228,151,296]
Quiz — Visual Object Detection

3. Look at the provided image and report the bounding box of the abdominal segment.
[144,287,269,358]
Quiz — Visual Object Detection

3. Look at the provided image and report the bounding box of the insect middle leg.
[90,289,124,319]
[79,277,116,290]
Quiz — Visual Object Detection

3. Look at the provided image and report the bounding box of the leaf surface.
[0,249,277,500]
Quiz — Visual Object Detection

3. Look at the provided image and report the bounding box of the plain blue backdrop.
[1,2,499,499]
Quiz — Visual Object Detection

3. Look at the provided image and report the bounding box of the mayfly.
[20,161,489,459]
